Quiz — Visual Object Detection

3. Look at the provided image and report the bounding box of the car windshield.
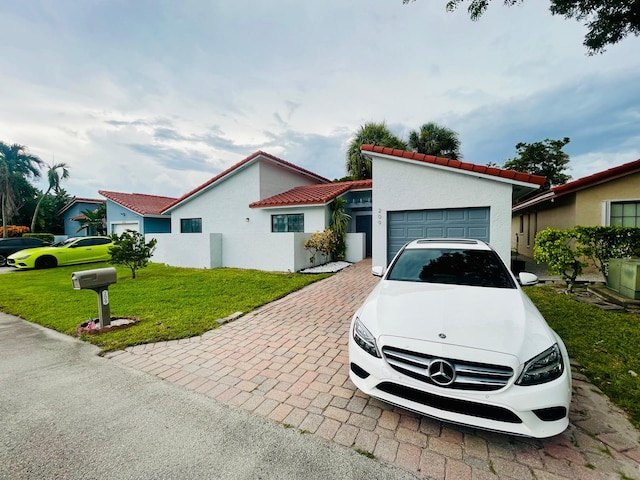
[387,248,515,289]
[52,238,77,248]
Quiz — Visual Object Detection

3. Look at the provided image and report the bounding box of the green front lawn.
[0,262,329,352]
[526,285,640,430]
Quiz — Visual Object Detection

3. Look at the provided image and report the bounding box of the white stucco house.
[148,147,544,272]
[361,145,545,268]
[150,151,371,271]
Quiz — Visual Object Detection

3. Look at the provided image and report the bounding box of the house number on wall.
[378,208,382,225]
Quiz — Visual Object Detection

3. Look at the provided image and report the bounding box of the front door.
[356,215,372,257]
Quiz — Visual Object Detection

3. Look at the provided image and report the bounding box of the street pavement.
[0,312,418,480]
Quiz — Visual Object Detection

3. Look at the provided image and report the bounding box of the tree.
[0,143,43,238]
[329,197,352,260]
[420,0,640,54]
[30,162,70,232]
[109,230,158,279]
[76,202,107,236]
[346,122,407,180]
[408,122,462,159]
[502,137,571,190]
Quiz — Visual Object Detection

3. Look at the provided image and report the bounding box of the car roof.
[403,238,492,251]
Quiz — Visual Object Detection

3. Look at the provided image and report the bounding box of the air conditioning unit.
[607,258,640,300]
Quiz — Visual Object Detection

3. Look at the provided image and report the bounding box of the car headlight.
[516,344,564,386]
[15,254,31,260]
[353,317,380,358]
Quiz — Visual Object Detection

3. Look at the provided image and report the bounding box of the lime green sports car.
[7,236,113,269]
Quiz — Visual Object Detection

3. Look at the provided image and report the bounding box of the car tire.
[35,256,57,269]
[0,255,6,267]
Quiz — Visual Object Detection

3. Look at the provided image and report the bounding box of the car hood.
[8,246,59,258]
[357,280,555,363]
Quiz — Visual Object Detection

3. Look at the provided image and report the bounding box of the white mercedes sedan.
[349,239,571,438]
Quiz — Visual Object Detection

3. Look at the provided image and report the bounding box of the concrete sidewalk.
[108,260,640,479]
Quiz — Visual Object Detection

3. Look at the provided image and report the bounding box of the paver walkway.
[107,260,640,480]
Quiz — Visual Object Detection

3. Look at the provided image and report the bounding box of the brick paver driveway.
[108,260,640,479]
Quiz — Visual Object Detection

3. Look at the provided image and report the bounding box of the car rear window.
[387,248,515,289]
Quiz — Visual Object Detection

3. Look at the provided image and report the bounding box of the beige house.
[512,158,640,257]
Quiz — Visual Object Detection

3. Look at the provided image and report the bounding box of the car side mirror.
[372,266,385,277]
[518,272,539,286]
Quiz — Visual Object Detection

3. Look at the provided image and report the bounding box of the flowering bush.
[0,225,30,237]
[303,229,337,264]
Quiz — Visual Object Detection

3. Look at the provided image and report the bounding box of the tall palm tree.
[346,122,407,180]
[408,122,462,160]
[30,162,70,232]
[0,142,43,238]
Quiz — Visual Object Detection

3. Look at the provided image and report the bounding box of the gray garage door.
[387,207,490,263]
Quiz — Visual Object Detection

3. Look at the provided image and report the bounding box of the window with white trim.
[610,201,640,227]
[272,214,304,232]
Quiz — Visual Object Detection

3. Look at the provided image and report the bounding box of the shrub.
[24,233,55,243]
[533,228,584,293]
[303,229,337,264]
[574,226,640,279]
[0,225,30,237]
[109,230,157,279]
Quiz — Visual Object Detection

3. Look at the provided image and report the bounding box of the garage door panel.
[468,227,489,238]
[468,209,490,220]
[406,211,426,222]
[387,207,490,263]
[407,227,426,237]
[426,211,444,221]
[445,227,465,237]
[426,227,445,237]
[446,210,465,221]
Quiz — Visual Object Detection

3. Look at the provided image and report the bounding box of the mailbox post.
[71,267,117,328]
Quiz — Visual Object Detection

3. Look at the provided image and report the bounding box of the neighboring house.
[361,145,545,267]
[99,190,176,235]
[152,151,338,272]
[59,197,104,237]
[151,147,544,272]
[512,158,640,258]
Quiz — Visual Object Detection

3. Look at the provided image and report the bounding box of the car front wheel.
[0,255,6,267]
[35,256,57,269]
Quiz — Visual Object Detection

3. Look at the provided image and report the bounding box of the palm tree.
[76,203,107,236]
[407,122,462,160]
[0,142,43,238]
[346,122,407,180]
[30,162,70,232]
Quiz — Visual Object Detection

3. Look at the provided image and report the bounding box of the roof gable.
[59,197,103,215]
[99,190,177,216]
[361,145,546,187]
[250,180,371,208]
[162,151,330,213]
[514,157,640,211]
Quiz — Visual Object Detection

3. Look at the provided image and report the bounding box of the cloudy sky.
[2,0,639,200]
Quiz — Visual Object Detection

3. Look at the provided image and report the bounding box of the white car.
[349,239,571,438]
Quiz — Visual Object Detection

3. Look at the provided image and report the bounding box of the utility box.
[71,267,117,328]
[607,259,640,300]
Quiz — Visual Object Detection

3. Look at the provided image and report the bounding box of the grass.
[0,262,330,352]
[524,285,640,430]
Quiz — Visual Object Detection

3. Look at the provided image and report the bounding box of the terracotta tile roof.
[513,157,640,211]
[250,180,372,208]
[552,157,640,195]
[163,151,331,213]
[58,197,104,215]
[99,190,177,216]
[361,145,547,186]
